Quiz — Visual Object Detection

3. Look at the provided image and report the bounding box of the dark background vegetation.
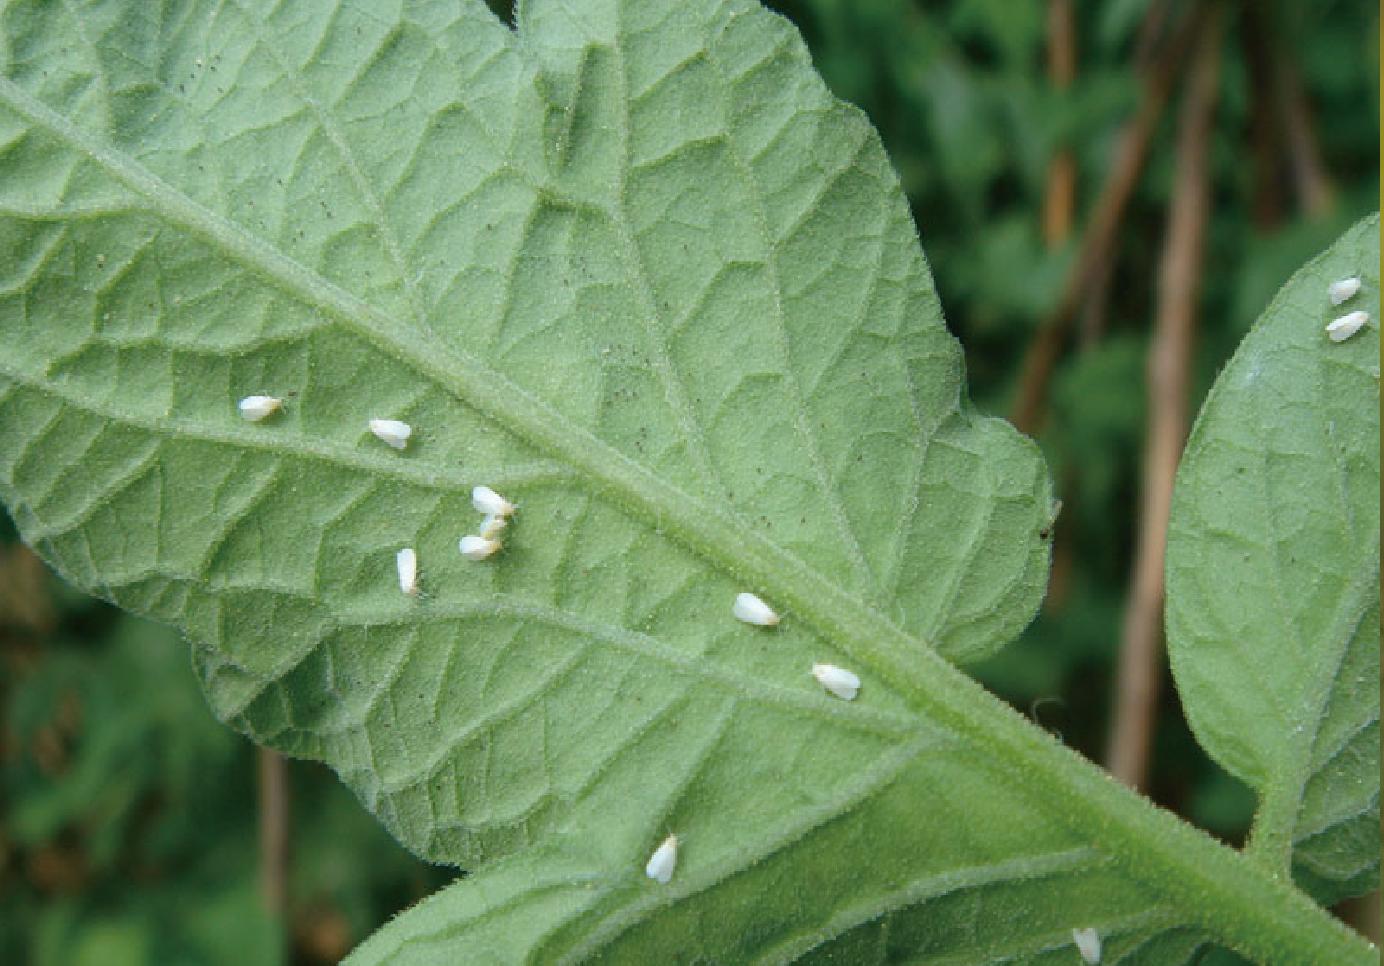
[1,0,1378,962]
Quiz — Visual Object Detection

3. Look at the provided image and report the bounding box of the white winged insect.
[811,663,861,701]
[1326,310,1370,342]
[396,548,419,596]
[459,535,502,561]
[644,834,678,884]
[478,514,508,540]
[1328,276,1362,305]
[369,418,412,450]
[1072,927,1101,964]
[238,395,282,422]
[472,485,516,517]
[732,592,779,627]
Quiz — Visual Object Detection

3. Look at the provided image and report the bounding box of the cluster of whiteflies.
[227,401,928,894]
[459,485,515,561]
[395,486,517,595]
[1325,275,1369,342]
[233,404,514,587]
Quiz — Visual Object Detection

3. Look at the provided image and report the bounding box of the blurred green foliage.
[2,0,1377,959]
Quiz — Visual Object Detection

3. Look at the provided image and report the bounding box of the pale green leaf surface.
[345,745,1214,964]
[0,2,1374,964]
[1165,214,1380,901]
[0,0,1054,869]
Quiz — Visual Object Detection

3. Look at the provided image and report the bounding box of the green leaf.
[1166,214,1380,901]
[345,768,1210,965]
[0,0,1051,868]
[0,2,1374,963]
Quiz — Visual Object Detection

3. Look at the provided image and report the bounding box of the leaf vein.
[700,41,877,595]
[226,0,428,327]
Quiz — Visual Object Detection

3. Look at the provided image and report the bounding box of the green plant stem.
[911,655,1373,964]
[2,75,1373,965]
[1247,772,1302,878]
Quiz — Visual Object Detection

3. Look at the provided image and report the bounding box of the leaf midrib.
[1248,554,1381,870]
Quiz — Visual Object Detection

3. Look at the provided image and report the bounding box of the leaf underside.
[1166,214,1380,904]
[0,0,1366,962]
